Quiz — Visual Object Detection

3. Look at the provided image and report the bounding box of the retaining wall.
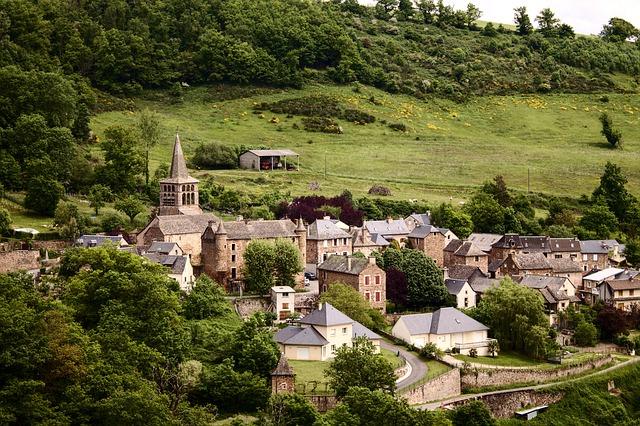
[401,368,461,405]
[446,390,564,418]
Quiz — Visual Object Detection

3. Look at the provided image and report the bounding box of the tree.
[557,23,575,39]
[397,0,414,20]
[592,162,636,222]
[596,306,630,340]
[432,203,473,239]
[573,321,598,347]
[386,268,408,307]
[449,400,495,426]
[0,208,12,235]
[24,177,63,216]
[579,203,618,239]
[375,0,399,20]
[535,8,559,37]
[401,249,449,308]
[464,3,482,29]
[98,126,143,193]
[267,393,319,426]
[273,239,303,287]
[599,113,623,148]
[624,239,640,267]
[53,202,87,240]
[472,278,549,357]
[416,0,437,24]
[72,103,91,142]
[325,338,396,397]
[513,6,533,36]
[183,275,231,320]
[87,184,113,216]
[137,109,161,186]
[600,18,638,42]
[482,175,511,207]
[320,283,386,330]
[243,240,276,294]
[115,195,145,223]
[487,339,499,357]
[465,193,505,234]
[230,314,279,377]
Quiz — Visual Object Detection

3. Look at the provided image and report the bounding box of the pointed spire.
[216,221,227,235]
[271,354,295,376]
[169,133,189,179]
[296,217,305,231]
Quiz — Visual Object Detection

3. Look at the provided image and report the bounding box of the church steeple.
[158,133,202,215]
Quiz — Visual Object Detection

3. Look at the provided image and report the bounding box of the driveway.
[381,341,427,390]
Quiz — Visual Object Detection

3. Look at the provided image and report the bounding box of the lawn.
[288,359,330,385]
[91,84,640,205]
[454,351,546,367]
[381,347,405,369]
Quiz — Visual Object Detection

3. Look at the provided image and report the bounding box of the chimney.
[368,256,376,265]
[346,255,351,271]
[443,267,449,280]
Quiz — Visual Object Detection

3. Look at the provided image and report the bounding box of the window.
[231,268,236,279]
[375,291,381,302]
[582,254,588,261]
[231,243,236,251]
[630,290,635,296]
[474,256,479,261]
[592,254,597,261]
[330,328,336,337]
[231,254,236,262]
[555,254,562,259]
[583,265,588,272]
[334,239,337,246]
[331,345,336,353]
[364,275,370,285]
[282,302,289,309]
[365,292,370,301]
[464,297,469,307]
[375,275,380,285]
[342,327,347,335]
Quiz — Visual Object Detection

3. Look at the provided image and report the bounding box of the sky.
[361,1,640,35]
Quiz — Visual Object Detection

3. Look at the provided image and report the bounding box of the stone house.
[404,212,432,231]
[137,133,219,266]
[580,240,622,272]
[547,258,583,289]
[392,307,492,355]
[201,218,306,288]
[77,234,129,249]
[548,237,581,261]
[467,233,502,254]
[142,242,194,291]
[517,275,579,325]
[270,355,295,394]
[582,268,639,305]
[274,303,381,361]
[351,227,389,256]
[318,255,386,312]
[306,218,352,273]
[363,218,410,246]
[597,277,640,311]
[497,252,553,278]
[444,278,477,309]
[271,286,296,321]
[443,239,489,273]
[406,225,446,267]
[0,250,41,275]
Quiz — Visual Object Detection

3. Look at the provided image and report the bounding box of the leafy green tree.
[397,0,414,20]
[87,184,113,216]
[465,3,482,29]
[579,203,618,239]
[600,18,638,42]
[25,177,63,216]
[449,400,495,426]
[325,338,396,397]
[557,23,575,39]
[573,321,598,347]
[183,275,231,320]
[592,162,636,222]
[401,249,449,308]
[230,314,279,377]
[599,113,623,148]
[472,278,549,357]
[482,22,498,37]
[375,0,399,20]
[267,393,319,426]
[465,192,505,234]
[535,8,559,37]
[0,151,21,190]
[514,6,533,36]
[53,202,87,240]
[416,0,437,24]
[0,208,12,235]
[98,126,143,193]
[137,109,161,186]
[320,283,386,330]
[243,240,276,294]
[100,211,129,233]
[432,203,473,239]
[624,239,640,267]
[273,239,303,287]
[114,195,145,223]
[488,339,500,357]
[481,175,512,206]
[72,103,91,142]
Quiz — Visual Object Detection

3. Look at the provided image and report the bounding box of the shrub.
[302,117,343,133]
[368,185,392,196]
[191,143,240,169]
[468,348,478,358]
[388,123,407,132]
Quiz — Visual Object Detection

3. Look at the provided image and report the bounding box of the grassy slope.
[92,84,640,205]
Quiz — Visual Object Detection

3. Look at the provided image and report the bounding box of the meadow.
[91,84,640,205]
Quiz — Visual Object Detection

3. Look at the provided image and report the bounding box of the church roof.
[160,134,198,184]
[151,214,218,235]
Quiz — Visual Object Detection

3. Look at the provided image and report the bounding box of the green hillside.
[92,84,640,204]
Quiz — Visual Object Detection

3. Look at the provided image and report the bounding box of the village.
[1,134,639,420]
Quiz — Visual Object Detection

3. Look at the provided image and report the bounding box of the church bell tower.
[158,133,202,216]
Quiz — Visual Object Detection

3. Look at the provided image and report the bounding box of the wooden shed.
[239,149,299,171]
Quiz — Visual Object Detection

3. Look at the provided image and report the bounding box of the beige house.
[306,218,352,273]
[351,227,390,256]
[517,275,579,325]
[271,286,296,321]
[392,307,491,355]
[598,278,640,311]
[406,225,446,267]
[239,149,299,171]
[142,242,195,292]
[444,279,477,309]
[274,303,381,361]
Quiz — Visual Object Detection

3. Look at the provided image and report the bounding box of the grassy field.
[91,84,640,206]
[454,351,603,369]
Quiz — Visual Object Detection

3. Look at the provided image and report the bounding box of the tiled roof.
[272,354,295,376]
[299,302,353,326]
[77,234,127,248]
[143,252,188,275]
[447,265,485,281]
[364,219,410,237]
[519,236,550,252]
[318,255,373,275]
[603,279,640,291]
[583,268,625,282]
[406,213,431,226]
[511,253,551,270]
[352,321,381,340]
[274,326,328,346]
[148,241,182,255]
[518,275,568,289]
[222,219,298,240]
[445,278,468,295]
[548,258,582,273]
[455,241,486,257]
[307,219,351,240]
[152,214,218,235]
[160,134,199,184]
[444,239,464,253]
[243,149,298,157]
[407,225,442,239]
[488,258,505,273]
[468,277,500,294]
[398,307,488,335]
[580,240,621,254]
[467,233,502,253]
[549,238,580,252]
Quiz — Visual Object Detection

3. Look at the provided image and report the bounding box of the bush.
[301,117,343,133]
[573,321,598,347]
[191,143,240,169]
[388,123,407,132]
[368,184,392,196]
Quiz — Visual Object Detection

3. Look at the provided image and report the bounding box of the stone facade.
[460,355,612,389]
[401,367,461,405]
[306,237,351,269]
[447,391,564,419]
[318,257,386,312]
[0,250,41,274]
[409,232,445,267]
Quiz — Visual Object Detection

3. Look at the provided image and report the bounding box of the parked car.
[304,271,316,280]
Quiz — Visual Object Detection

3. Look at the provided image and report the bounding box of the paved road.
[418,356,640,410]
[381,341,427,390]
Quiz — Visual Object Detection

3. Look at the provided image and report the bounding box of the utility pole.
[527,168,530,193]
[324,151,327,180]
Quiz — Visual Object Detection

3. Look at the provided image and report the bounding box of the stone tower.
[271,354,295,394]
[159,133,202,216]
[201,220,227,283]
[295,218,307,266]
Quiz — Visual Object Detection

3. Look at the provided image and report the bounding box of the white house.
[274,302,381,361]
[271,286,296,321]
[392,307,491,355]
[142,242,195,292]
[445,278,477,309]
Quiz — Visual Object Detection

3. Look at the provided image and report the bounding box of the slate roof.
[352,321,381,340]
[518,275,568,290]
[272,286,296,293]
[399,307,488,335]
[151,214,218,235]
[148,241,182,255]
[467,233,502,253]
[243,149,298,157]
[580,240,621,254]
[548,258,582,273]
[468,277,500,294]
[519,236,551,252]
[602,279,640,291]
[406,213,431,226]
[446,265,486,281]
[351,228,390,248]
[160,134,198,184]
[299,302,354,326]
[492,234,524,249]
[143,253,188,274]
[318,255,372,275]
[364,219,410,237]
[549,238,580,252]
[222,219,298,240]
[488,258,505,273]
[511,253,552,270]
[274,326,329,346]
[444,239,464,253]
[271,355,295,376]
[307,219,351,240]
[77,234,128,248]
[407,225,443,239]
[445,278,468,295]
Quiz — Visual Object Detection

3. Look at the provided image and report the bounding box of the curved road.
[381,341,427,390]
[417,356,640,410]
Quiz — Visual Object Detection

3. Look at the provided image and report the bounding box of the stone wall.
[447,390,564,419]
[233,296,271,319]
[306,395,338,412]
[460,355,613,389]
[0,250,41,274]
[401,368,461,405]
[31,240,72,251]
